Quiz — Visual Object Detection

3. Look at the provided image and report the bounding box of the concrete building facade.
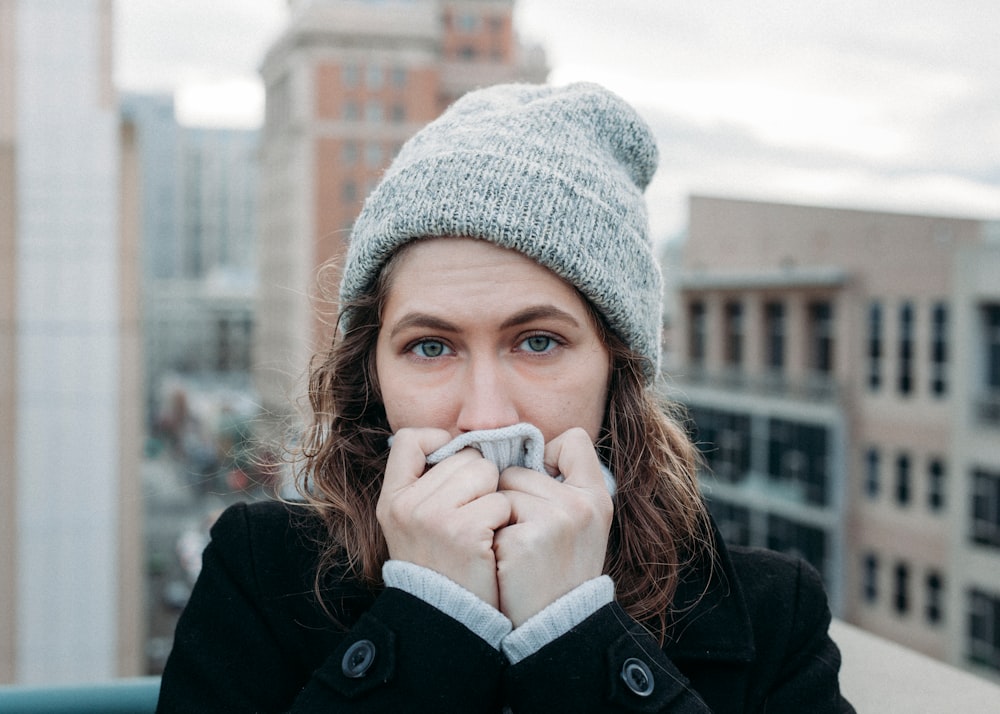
[121,93,258,425]
[672,194,1000,683]
[255,0,547,415]
[0,0,143,684]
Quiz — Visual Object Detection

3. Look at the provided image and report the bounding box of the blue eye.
[520,335,557,353]
[410,340,451,358]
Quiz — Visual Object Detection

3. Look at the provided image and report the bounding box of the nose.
[455,356,519,432]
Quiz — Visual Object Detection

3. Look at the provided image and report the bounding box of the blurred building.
[0,0,143,684]
[671,195,1000,683]
[121,93,258,425]
[255,0,548,416]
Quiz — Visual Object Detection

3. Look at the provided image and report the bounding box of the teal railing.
[0,677,159,713]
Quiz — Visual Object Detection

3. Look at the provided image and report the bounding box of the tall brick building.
[255,0,547,415]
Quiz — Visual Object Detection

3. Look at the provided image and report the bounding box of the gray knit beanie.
[340,82,663,380]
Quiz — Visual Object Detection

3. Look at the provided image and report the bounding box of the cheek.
[377,369,451,432]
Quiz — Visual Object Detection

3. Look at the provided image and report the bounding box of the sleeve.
[156,503,507,714]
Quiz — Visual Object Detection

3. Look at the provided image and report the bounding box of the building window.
[767,418,829,506]
[767,514,827,582]
[928,457,946,512]
[458,45,477,61]
[971,468,1000,548]
[390,104,406,123]
[926,571,944,625]
[342,180,357,204]
[708,499,751,547]
[764,301,785,372]
[894,562,910,614]
[342,63,359,88]
[343,101,360,121]
[391,66,407,88]
[341,141,358,166]
[724,300,744,368]
[808,301,834,374]
[864,447,880,498]
[968,588,1000,673]
[365,101,383,123]
[456,12,480,32]
[930,302,948,396]
[688,300,706,368]
[867,301,882,391]
[366,64,383,90]
[688,406,751,484]
[365,142,383,168]
[863,553,879,603]
[979,304,1000,425]
[896,452,911,506]
[898,301,915,395]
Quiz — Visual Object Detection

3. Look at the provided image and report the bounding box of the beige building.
[671,194,1000,683]
[254,0,547,415]
[0,0,143,684]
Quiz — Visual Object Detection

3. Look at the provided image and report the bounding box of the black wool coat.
[157,501,854,713]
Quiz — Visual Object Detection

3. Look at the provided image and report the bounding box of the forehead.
[381,237,587,312]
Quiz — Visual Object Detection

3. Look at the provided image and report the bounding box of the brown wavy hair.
[296,247,714,641]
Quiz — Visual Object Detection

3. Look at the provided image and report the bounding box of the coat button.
[342,639,376,679]
[621,657,654,697]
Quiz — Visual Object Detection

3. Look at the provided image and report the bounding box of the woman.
[157,83,854,712]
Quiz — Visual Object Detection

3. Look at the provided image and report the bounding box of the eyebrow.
[499,305,581,330]
[387,305,581,339]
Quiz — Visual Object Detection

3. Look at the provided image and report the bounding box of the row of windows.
[451,45,507,62]
[340,99,408,124]
[709,499,829,584]
[686,296,967,400]
[447,12,506,35]
[342,64,407,91]
[867,300,949,397]
[861,558,1000,673]
[339,141,403,170]
[861,554,944,624]
[689,407,830,506]
[862,459,1000,550]
[688,298,835,376]
[862,448,947,512]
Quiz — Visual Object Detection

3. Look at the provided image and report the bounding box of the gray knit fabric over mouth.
[426,423,547,474]
[339,82,663,380]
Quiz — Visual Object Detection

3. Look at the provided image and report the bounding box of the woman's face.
[375,237,611,443]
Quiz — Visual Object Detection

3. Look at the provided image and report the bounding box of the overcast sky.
[116,0,1000,243]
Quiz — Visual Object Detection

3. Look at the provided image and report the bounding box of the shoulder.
[205,500,327,589]
[726,545,833,656]
[727,545,828,609]
[210,499,324,546]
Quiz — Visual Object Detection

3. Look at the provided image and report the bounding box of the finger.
[422,448,502,504]
[382,427,452,493]
[543,427,606,492]
[461,490,513,532]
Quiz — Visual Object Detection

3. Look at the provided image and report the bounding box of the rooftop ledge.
[1,622,998,712]
[679,265,849,290]
[831,620,1000,713]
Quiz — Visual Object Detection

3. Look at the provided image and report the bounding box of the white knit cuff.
[382,560,512,650]
[500,575,615,664]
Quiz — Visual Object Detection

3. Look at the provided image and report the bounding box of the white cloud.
[117,0,1000,236]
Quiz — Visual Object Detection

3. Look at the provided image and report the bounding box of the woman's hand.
[376,428,513,609]
[493,428,614,627]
